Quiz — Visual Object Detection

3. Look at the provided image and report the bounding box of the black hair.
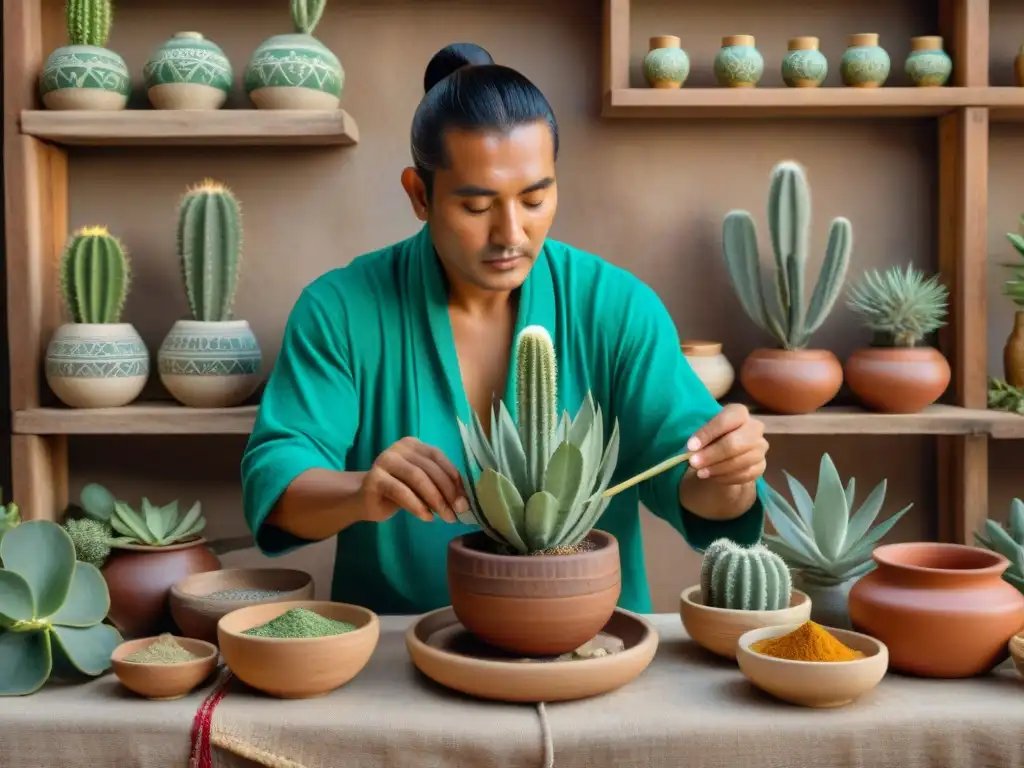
[411,42,559,198]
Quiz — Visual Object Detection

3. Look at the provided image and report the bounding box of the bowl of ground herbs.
[217,600,379,698]
[736,621,888,708]
[112,633,219,700]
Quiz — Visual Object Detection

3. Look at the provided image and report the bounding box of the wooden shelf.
[986,88,1024,123]
[19,109,359,147]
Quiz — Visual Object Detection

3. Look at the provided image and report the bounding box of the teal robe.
[241,224,767,614]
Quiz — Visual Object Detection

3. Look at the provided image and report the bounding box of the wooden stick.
[600,451,693,499]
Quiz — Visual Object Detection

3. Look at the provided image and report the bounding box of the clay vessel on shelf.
[782,36,828,88]
[739,348,843,414]
[1004,310,1024,387]
[713,35,764,87]
[840,33,891,88]
[447,530,620,656]
[848,542,1024,678]
[904,36,952,87]
[681,340,734,400]
[643,35,690,88]
[844,346,951,413]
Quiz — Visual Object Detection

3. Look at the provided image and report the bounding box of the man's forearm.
[264,468,367,541]
[678,470,757,521]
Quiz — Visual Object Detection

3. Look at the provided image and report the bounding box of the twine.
[537,702,554,768]
[189,667,234,768]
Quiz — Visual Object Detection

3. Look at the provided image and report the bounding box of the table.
[2,615,1023,767]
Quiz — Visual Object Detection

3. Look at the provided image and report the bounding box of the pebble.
[204,587,289,601]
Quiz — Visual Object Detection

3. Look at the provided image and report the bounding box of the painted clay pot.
[739,348,843,414]
[1015,45,1024,87]
[447,529,620,656]
[849,543,1024,678]
[40,44,131,110]
[904,36,952,87]
[714,35,764,88]
[103,538,221,639]
[244,33,344,109]
[793,572,856,630]
[158,320,262,408]
[844,346,951,413]
[143,31,233,110]
[1004,310,1024,387]
[840,33,891,88]
[681,340,734,400]
[782,36,828,88]
[45,322,149,408]
[643,35,690,88]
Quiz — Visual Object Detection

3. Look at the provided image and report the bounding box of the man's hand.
[358,437,470,523]
[686,403,768,485]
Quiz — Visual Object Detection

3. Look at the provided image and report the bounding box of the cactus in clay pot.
[59,226,131,325]
[699,538,792,610]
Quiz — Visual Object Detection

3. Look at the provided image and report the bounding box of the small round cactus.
[700,537,792,611]
[59,226,131,324]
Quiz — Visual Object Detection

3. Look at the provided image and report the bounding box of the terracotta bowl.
[217,600,379,699]
[170,567,315,644]
[111,635,219,700]
[679,584,812,659]
[737,623,888,707]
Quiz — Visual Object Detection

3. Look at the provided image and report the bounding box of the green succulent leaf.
[810,455,848,561]
[984,519,1024,573]
[79,483,115,522]
[111,501,152,544]
[783,471,815,529]
[476,469,528,553]
[763,493,825,565]
[49,623,120,677]
[49,562,110,627]
[495,403,530,493]
[839,479,888,556]
[0,629,52,696]
[0,520,75,618]
[0,570,35,623]
[524,491,562,551]
[834,503,912,568]
[1010,499,1024,544]
[761,533,816,568]
[166,501,204,543]
[844,478,856,511]
[143,499,170,541]
[543,442,584,510]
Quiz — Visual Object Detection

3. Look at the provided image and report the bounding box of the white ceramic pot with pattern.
[45,323,150,408]
[158,320,262,408]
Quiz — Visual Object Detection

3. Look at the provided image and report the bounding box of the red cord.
[189,669,233,768]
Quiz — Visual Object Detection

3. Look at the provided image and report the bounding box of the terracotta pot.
[848,542,1024,678]
[1004,310,1024,388]
[681,340,734,400]
[447,530,620,656]
[102,538,221,639]
[844,346,951,413]
[739,348,842,414]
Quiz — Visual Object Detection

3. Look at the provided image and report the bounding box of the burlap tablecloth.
[2,614,1023,767]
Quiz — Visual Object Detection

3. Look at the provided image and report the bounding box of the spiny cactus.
[59,226,130,324]
[63,517,112,569]
[66,0,112,48]
[517,326,558,489]
[700,538,792,610]
[846,264,948,347]
[178,179,243,323]
[292,0,327,35]
[722,160,853,350]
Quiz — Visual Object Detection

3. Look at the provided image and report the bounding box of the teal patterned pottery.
[158,320,263,408]
[144,31,233,109]
[40,44,130,110]
[245,33,343,109]
[904,36,952,87]
[841,33,891,88]
[782,36,828,88]
[643,35,690,88]
[45,323,149,408]
[714,35,764,88]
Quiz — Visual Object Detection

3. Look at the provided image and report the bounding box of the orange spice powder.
[749,620,865,662]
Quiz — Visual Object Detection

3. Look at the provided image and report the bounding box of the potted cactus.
[449,325,622,656]
[39,0,130,110]
[762,453,911,629]
[722,160,853,414]
[0,520,121,696]
[844,264,951,413]
[157,180,262,408]
[244,0,345,110]
[45,226,150,409]
[975,498,1024,596]
[1000,216,1024,388]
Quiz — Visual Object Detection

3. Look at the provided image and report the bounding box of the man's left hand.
[685,404,768,485]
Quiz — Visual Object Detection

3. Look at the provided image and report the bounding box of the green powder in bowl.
[124,633,202,664]
[242,607,358,639]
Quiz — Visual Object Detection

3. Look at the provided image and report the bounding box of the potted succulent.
[0,491,20,544]
[0,520,121,696]
[244,0,345,110]
[451,325,622,657]
[39,0,130,110]
[762,453,911,629]
[975,498,1024,596]
[1000,217,1024,387]
[142,31,234,110]
[722,160,853,414]
[844,264,951,413]
[44,226,150,409]
[157,180,263,408]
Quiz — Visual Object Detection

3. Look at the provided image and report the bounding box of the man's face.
[407,121,558,293]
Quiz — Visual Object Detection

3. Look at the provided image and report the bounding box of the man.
[241,42,770,615]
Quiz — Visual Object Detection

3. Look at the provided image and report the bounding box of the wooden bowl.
[170,567,315,644]
[217,600,379,699]
[679,584,812,659]
[1008,633,1024,676]
[111,635,219,700]
[737,623,888,707]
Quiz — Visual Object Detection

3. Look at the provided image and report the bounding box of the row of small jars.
[643,34,952,89]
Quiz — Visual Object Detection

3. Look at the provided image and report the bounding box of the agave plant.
[0,491,20,544]
[0,520,121,696]
[456,325,621,554]
[110,497,206,548]
[975,498,1024,595]
[762,453,912,586]
[846,264,948,347]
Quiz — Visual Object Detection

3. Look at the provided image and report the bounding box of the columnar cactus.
[66,0,112,47]
[178,179,243,323]
[700,538,793,610]
[292,0,327,35]
[517,326,558,490]
[59,226,130,324]
[722,160,853,350]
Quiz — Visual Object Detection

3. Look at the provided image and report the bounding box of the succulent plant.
[1002,215,1024,308]
[846,264,948,347]
[178,179,243,323]
[989,377,1024,415]
[0,492,20,544]
[699,538,792,610]
[762,453,912,587]
[456,325,621,554]
[63,518,112,569]
[292,0,327,35]
[0,520,121,696]
[110,497,206,548]
[975,498,1024,595]
[722,160,853,350]
[79,482,116,523]
[59,226,131,324]
[66,0,112,48]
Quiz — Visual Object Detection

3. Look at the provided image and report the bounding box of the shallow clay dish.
[217,600,379,699]
[111,635,219,700]
[406,605,658,702]
[679,584,812,659]
[170,567,315,644]
[736,623,888,707]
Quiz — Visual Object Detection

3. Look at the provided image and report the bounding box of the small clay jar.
[1005,310,1024,387]
[904,36,952,87]
[714,35,764,88]
[1015,45,1024,87]
[782,36,828,88]
[844,346,951,413]
[840,33,891,87]
[643,35,690,88]
[681,340,734,400]
[739,348,843,414]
